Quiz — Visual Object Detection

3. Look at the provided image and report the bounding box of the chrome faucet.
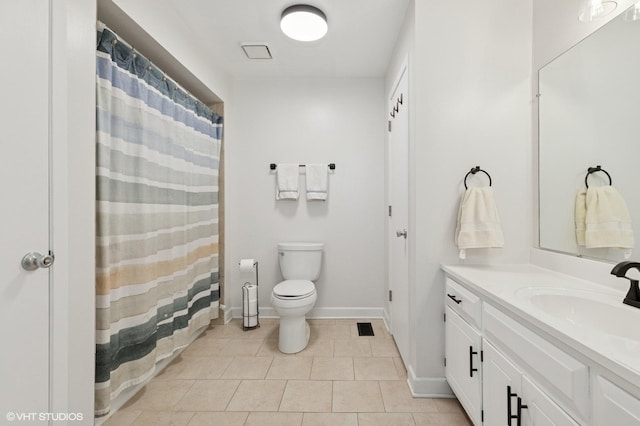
[610,261,640,309]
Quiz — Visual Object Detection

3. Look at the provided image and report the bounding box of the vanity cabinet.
[483,304,588,422]
[444,274,590,425]
[442,266,640,426]
[483,339,579,426]
[444,277,483,425]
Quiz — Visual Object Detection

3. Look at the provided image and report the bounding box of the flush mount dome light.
[280,4,328,42]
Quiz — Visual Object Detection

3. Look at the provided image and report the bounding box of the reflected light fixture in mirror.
[280,4,328,42]
[624,1,640,20]
[579,0,618,22]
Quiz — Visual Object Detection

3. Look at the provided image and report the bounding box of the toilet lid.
[273,280,315,298]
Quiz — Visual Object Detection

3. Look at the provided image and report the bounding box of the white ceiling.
[128,0,411,78]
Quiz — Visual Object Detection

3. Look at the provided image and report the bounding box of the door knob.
[396,229,407,239]
[21,251,54,271]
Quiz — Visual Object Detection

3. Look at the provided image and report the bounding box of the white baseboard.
[382,309,391,334]
[406,365,454,398]
[224,307,233,324]
[230,306,385,319]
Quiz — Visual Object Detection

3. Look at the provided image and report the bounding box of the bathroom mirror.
[539,5,640,262]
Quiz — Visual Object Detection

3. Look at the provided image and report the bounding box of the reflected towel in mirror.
[576,186,634,251]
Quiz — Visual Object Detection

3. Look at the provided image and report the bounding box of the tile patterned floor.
[103,319,472,426]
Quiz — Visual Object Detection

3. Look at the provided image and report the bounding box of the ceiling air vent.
[241,43,272,60]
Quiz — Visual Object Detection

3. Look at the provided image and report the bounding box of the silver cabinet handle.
[396,229,407,239]
[21,252,54,271]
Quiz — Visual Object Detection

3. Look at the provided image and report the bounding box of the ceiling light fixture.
[280,4,328,42]
[578,0,617,22]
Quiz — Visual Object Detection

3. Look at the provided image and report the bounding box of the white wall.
[385,0,533,395]
[225,77,386,318]
[110,0,231,102]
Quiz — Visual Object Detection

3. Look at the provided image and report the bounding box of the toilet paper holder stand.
[241,261,260,331]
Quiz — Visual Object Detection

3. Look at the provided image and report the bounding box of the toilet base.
[278,317,311,354]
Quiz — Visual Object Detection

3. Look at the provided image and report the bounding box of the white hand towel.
[575,188,587,246]
[305,164,328,201]
[276,164,299,200]
[455,187,504,259]
[583,186,634,249]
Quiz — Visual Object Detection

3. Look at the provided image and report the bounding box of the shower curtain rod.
[97,21,198,103]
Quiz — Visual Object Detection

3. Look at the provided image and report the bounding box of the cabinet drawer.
[483,304,589,420]
[445,277,481,329]
[593,375,640,426]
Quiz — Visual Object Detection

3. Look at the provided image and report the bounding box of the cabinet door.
[521,376,579,426]
[445,306,482,425]
[593,375,640,426]
[483,339,522,426]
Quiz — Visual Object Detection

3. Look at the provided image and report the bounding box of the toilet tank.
[278,242,324,281]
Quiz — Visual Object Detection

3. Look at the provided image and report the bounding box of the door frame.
[49,0,97,418]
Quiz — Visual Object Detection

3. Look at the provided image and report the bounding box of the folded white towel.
[305,164,328,201]
[582,186,633,250]
[455,187,504,259]
[276,164,299,200]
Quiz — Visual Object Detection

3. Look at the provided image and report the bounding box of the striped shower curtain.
[95,28,222,416]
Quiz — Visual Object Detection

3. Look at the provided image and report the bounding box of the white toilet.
[271,242,324,354]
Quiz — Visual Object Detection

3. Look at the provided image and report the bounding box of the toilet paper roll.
[245,285,258,315]
[243,284,258,328]
[239,258,255,273]
[245,315,258,328]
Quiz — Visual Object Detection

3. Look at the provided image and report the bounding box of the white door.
[388,64,410,364]
[0,0,52,418]
[444,307,482,425]
[483,340,522,426]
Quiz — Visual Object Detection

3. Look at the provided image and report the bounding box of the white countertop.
[441,263,640,393]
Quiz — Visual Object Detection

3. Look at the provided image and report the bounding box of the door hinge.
[444,357,447,367]
[481,410,484,422]
[388,205,392,217]
[443,312,446,322]
[481,350,484,362]
[388,120,392,132]
[388,290,393,302]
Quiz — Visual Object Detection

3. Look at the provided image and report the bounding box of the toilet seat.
[273,280,315,300]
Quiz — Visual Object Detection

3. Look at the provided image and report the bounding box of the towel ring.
[584,165,612,188]
[464,166,492,189]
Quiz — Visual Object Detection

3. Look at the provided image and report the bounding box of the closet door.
[0,0,52,417]
[388,63,410,365]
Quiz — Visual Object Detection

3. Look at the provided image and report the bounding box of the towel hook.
[464,166,492,189]
[585,165,612,188]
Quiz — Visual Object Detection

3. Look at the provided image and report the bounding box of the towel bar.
[270,163,335,170]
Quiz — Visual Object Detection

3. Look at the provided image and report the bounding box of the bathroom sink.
[515,287,640,342]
